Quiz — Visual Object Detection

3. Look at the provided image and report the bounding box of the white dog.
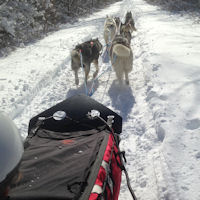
[110,35,133,85]
[103,16,117,45]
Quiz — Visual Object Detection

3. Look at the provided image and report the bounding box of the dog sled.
[9,95,137,200]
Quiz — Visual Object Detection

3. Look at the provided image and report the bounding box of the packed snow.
[0,0,200,199]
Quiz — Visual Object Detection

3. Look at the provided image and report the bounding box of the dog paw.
[75,79,79,85]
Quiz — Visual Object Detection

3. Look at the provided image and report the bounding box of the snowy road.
[1,0,200,199]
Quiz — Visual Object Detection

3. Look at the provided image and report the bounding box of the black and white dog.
[71,38,102,86]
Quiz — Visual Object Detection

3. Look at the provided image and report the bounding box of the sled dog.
[124,11,136,33]
[103,16,117,45]
[110,35,133,85]
[120,22,132,45]
[114,16,121,34]
[71,38,102,85]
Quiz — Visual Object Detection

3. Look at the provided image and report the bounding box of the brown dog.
[120,23,132,45]
[124,11,137,33]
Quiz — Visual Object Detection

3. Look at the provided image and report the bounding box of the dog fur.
[110,35,133,85]
[120,22,132,45]
[124,11,136,33]
[103,16,117,45]
[114,16,121,34]
[119,11,137,45]
[71,38,102,85]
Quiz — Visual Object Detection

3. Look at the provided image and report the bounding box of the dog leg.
[93,59,99,79]
[84,64,90,84]
[71,59,80,86]
[125,71,129,85]
[74,70,79,85]
[114,69,123,85]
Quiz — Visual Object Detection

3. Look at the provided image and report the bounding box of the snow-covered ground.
[1,0,200,199]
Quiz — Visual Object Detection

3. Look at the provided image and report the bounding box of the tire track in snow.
[152,150,180,200]
[10,57,70,120]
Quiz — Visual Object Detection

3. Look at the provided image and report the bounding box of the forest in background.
[0,0,199,57]
[0,0,120,57]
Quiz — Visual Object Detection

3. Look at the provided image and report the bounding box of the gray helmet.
[0,112,24,183]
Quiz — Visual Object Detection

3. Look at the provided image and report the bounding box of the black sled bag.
[9,95,122,200]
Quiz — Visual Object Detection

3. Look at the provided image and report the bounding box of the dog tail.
[112,44,131,57]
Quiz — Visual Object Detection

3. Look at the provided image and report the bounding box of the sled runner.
[9,95,136,200]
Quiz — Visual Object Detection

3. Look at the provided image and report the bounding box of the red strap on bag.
[89,134,122,200]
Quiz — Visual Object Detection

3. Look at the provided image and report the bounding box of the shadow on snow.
[66,80,100,98]
[108,80,135,121]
